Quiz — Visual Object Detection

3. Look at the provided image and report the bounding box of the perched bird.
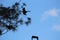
[22,7,30,15]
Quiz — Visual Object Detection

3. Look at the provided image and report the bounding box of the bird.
[22,7,30,15]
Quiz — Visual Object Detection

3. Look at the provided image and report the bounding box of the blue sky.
[0,0,60,40]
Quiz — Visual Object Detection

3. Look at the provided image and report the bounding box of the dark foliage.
[0,1,31,35]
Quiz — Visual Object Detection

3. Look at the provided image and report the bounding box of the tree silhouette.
[0,1,31,35]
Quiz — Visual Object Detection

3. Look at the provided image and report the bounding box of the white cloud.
[48,8,58,16]
[40,8,60,31]
[40,8,60,22]
[52,25,60,31]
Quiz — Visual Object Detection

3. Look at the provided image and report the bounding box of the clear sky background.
[0,0,60,40]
